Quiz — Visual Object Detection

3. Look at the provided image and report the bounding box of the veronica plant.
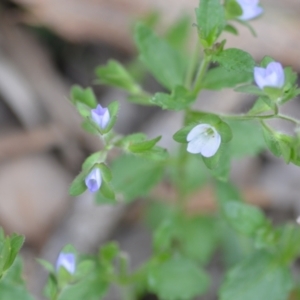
[41,0,300,299]
[2,0,300,300]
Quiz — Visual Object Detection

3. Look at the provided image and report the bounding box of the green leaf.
[76,102,91,118]
[129,136,161,153]
[202,66,252,90]
[69,170,88,196]
[284,66,297,86]
[248,97,274,115]
[0,258,34,300]
[219,251,293,300]
[215,181,242,206]
[216,121,232,143]
[222,201,268,236]
[134,23,187,90]
[178,216,219,265]
[117,133,146,148]
[260,56,274,68]
[220,222,255,267]
[168,154,209,196]
[0,237,12,274]
[278,134,293,163]
[145,201,176,231]
[70,85,97,108]
[135,146,168,161]
[107,101,119,118]
[263,86,282,101]
[37,259,55,274]
[95,155,163,203]
[95,60,141,94]
[201,142,224,170]
[280,67,299,104]
[209,144,231,181]
[236,19,257,36]
[262,123,281,156]
[5,235,25,271]
[195,0,225,47]
[213,48,255,73]
[99,181,116,202]
[44,274,58,300]
[99,242,120,263]
[151,85,195,110]
[223,24,238,35]
[101,101,119,134]
[148,256,210,300]
[225,120,266,157]
[185,110,221,126]
[165,15,191,52]
[82,152,106,171]
[276,224,300,264]
[58,269,109,300]
[153,219,176,253]
[97,164,112,182]
[173,124,197,143]
[127,94,152,105]
[235,84,264,95]
[73,260,95,281]
[225,0,243,19]
[81,119,100,135]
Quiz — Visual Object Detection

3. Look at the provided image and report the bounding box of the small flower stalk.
[85,168,102,193]
[187,124,221,157]
[236,0,263,21]
[254,62,285,90]
[91,104,110,129]
[56,252,76,275]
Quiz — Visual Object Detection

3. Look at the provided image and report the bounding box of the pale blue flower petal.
[266,62,285,87]
[56,252,76,274]
[254,67,267,89]
[85,168,102,193]
[187,124,210,142]
[101,109,110,129]
[187,134,210,154]
[254,62,285,89]
[236,0,263,21]
[91,104,110,129]
[200,132,221,157]
[186,124,221,157]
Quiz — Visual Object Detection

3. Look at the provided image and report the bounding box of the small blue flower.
[254,62,285,90]
[236,0,263,21]
[187,124,221,157]
[91,104,110,129]
[85,168,102,193]
[56,252,76,274]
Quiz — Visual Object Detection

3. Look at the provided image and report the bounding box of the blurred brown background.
[0,0,300,299]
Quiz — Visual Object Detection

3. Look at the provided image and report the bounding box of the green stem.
[221,113,275,121]
[192,55,210,96]
[274,103,279,115]
[185,41,201,89]
[176,143,189,210]
[276,114,300,126]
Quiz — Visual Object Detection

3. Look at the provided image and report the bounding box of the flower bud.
[254,62,285,90]
[85,168,102,193]
[236,0,263,21]
[187,124,221,157]
[56,252,76,274]
[91,104,110,129]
